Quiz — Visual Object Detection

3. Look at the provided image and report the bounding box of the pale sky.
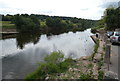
[0,0,119,20]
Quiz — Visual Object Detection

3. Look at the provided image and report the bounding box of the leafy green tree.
[2,14,97,33]
[104,7,120,30]
[13,14,40,32]
[46,17,54,27]
[46,18,68,34]
[2,14,13,21]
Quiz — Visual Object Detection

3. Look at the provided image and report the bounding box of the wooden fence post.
[104,44,111,71]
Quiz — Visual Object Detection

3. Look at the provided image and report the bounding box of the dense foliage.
[104,7,120,30]
[13,14,40,32]
[2,14,14,21]
[1,14,97,33]
[79,70,94,79]
[46,18,68,34]
[91,7,120,33]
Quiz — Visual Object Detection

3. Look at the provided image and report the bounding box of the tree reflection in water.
[16,33,41,49]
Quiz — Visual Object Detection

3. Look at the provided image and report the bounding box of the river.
[1,29,95,79]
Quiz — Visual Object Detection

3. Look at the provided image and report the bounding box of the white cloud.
[0,0,119,20]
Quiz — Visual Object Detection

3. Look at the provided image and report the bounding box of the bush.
[91,27,97,34]
[44,51,64,64]
[98,70,104,79]
[97,61,104,70]
[47,63,61,74]
[59,57,75,72]
[79,70,94,79]
[58,61,69,72]
[25,63,46,79]
[64,57,75,64]
[25,51,73,80]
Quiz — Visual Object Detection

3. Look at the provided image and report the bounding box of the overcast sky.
[0,0,119,20]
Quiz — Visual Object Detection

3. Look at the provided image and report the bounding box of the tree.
[46,17,54,27]
[104,7,120,30]
[46,18,68,34]
[13,14,40,32]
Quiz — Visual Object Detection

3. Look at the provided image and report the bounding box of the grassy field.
[0,21,46,28]
[0,21,16,28]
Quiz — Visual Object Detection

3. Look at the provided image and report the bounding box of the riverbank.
[0,28,18,39]
[24,35,105,80]
[44,35,104,79]
[2,28,17,32]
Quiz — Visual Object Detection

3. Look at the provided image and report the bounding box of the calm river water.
[1,29,95,79]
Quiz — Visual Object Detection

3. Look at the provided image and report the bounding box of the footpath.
[91,35,105,79]
[92,34,119,80]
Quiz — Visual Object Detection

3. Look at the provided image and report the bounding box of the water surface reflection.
[2,29,95,79]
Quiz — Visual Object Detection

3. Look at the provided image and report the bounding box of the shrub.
[98,70,104,79]
[44,51,64,64]
[47,63,61,74]
[25,51,73,80]
[91,27,97,34]
[58,61,69,72]
[64,57,75,65]
[97,61,104,70]
[79,70,94,79]
[25,63,46,79]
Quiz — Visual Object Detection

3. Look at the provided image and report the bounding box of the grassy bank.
[1,21,16,28]
[89,39,99,61]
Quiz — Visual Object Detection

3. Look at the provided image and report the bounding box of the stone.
[80,56,89,60]
[94,54,101,62]
[64,74,68,77]
[69,68,73,72]
[76,63,79,66]
[78,70,81,72]
[73,68,78,71]
[104,71,118,79]
[45,76,49,80]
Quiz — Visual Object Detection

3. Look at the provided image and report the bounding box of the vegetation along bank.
[1,14,97,34]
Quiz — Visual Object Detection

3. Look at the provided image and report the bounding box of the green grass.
[98,70,104,80]
[0,21,15,28]
[79,69,94,79]
[40,21,46,27]
[87,63,93,69]
[89,39,99,61]
[97,61,104,70]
